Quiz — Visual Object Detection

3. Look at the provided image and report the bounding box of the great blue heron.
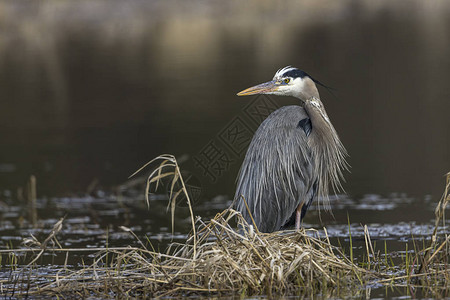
[234,66,348,233]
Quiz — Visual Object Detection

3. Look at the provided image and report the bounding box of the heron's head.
[237,66,320,101]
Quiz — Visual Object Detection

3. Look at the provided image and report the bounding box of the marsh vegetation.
[0,157,448,298]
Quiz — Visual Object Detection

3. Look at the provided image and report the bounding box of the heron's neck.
[303,97,348,208]
[304,97,333,136]
[296,77,320,100]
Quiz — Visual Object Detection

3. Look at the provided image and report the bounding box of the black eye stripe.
[283,69,309,79]
[281,68,332,90]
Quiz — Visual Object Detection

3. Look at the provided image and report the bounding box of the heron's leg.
[295,202,304,230]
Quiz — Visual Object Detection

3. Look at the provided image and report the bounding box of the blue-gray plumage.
[297,118,312,136]
[234,66,348,233]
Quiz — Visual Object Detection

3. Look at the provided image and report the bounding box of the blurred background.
[0,0,449,201]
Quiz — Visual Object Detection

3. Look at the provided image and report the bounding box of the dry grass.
[411,172,450,293]
[0,156,448,298]
[0,208,373,298]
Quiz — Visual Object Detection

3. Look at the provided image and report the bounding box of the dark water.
[0,0,449,297]
[0,0,449,199]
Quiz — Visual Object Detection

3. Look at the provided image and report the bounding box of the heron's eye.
[284,78,290,84]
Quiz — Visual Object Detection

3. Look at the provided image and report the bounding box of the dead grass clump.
[2,208,370,298]
[151,209,369,297]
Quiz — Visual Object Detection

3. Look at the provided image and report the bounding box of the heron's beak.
[237,80,279,96]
